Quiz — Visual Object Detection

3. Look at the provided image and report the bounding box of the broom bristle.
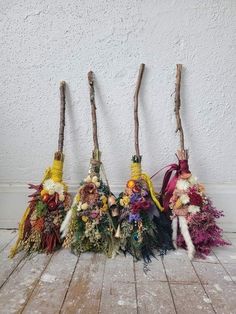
[60,208,72,238]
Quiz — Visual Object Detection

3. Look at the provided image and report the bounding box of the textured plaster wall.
[1,0,236,191]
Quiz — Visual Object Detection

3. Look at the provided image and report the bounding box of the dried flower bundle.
[118,64,173,263]
[159,65,229,259]
[61,72,119,257]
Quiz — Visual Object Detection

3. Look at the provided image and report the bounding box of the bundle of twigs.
[117,64,173,263]
[61,71,119,257]
[9,82,71,257]
[159,64,228,259]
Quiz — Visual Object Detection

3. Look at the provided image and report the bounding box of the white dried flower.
[84,176,92,183]
[81,202,88,210]
[77,202,82,211]
[176,179,190,191]
[92,176,98,183]
[188,175,197,185]
[43,179,55,191]
[54,182,64,195]
[48,189,55,195]
[188,205,200,214]
[59,194,65,202]
[179,194,190,205]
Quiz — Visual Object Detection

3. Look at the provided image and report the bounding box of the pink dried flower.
[177,198,230,257]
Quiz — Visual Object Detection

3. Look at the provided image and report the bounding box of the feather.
[172,217,178,249]
[179,216,195,260]
[60,208,72,238]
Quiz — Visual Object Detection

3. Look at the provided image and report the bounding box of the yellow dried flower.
[102,204,108,212]
[101,195,107,204]
[82,215,88,222]
[174,198,182,209]
[120,195,130,207]
[40,189,47,197]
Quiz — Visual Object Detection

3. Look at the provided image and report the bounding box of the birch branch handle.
[174,64,185,152]
[57,81,66,155]
[134,63,145,160]
[88,71,99,152]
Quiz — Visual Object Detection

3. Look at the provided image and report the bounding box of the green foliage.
[35,201,47,218]
[99,180,110,195]
[71,211,117,257]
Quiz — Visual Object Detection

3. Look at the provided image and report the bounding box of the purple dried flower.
[129,213,141,223]
[130,193,142,204]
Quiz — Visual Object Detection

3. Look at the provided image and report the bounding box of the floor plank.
[221,263,236,282]
[213,246,236,264]
[192,261,233,285]
[0,253,52,313]
[163,250,200,284]
[134,257,167,283]
[0,232,235,313]
[0,229,16,252]
[0,241,25,288]
[204,282,236,314]
[193,252,219,264]
[170,283,215,314]
[134,256,176,314]
[137,280,176,314]
[22,250,78,314]
[61,252,106,314]
[99,255,137,314]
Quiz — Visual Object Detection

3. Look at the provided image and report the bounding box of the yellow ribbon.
[9,206,31,258]
[130,161,164,212]
[42,167,51,183]
[141,173,163,212]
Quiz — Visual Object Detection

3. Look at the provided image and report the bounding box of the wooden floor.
[0,230,235,314]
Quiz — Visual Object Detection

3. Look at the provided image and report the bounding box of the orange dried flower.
[32,217,44,231]
[127,180,135,189]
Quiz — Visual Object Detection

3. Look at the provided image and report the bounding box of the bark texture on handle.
[177,149,189,161]
[58,81,66,154]
[174,64,185,152]
[134,63,145,160]
[88,71,99,152]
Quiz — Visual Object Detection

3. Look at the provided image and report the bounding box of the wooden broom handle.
[88,71,99,152]
[58,81,66,153]
[174,64,185,152]
[134,63,145,160]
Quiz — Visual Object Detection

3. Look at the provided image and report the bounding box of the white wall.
[1,0,236,230]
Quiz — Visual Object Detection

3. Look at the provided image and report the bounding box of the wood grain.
[22,250,78,314]
[61,252,106,314]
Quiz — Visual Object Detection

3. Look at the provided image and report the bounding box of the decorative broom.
[9,81,71,258]
[117,64,173,263]
[158,64,228,259]
[61,71,118,257]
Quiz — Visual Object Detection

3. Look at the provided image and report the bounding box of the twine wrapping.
[51,159,63,182]
[131,162,142,180]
